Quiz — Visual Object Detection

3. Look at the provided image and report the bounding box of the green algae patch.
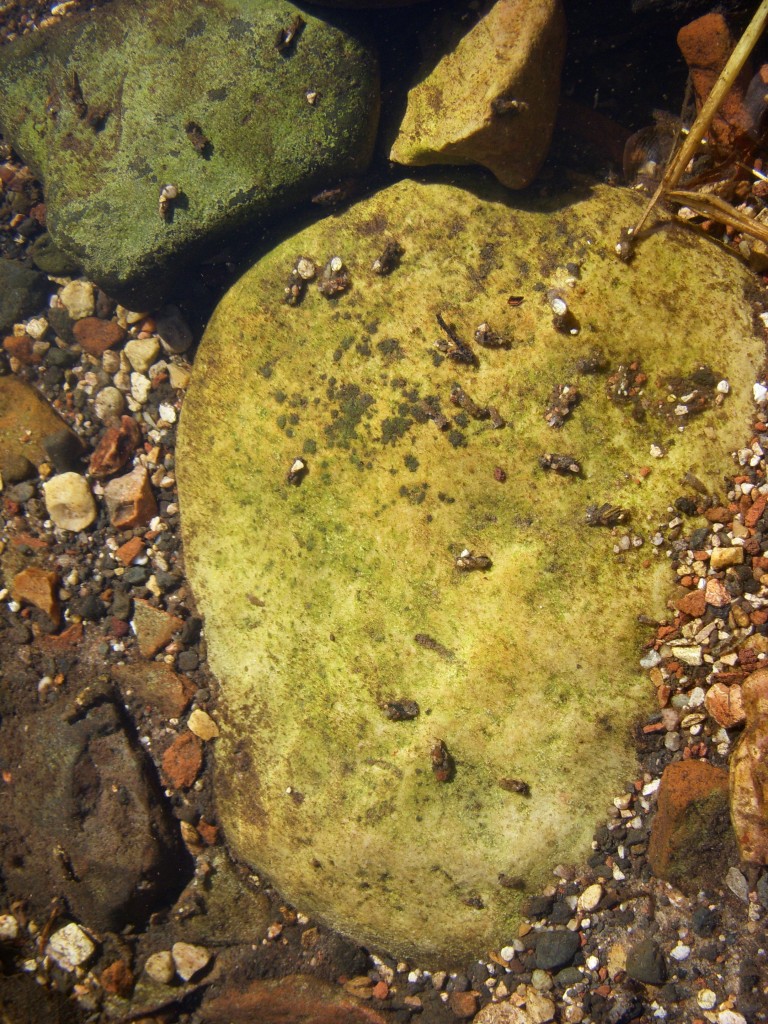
[0,0,379,306]
[177,179,765,963]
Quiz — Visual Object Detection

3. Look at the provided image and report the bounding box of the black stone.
[177,649,199,673]
[41,428,86,473]
[626,938,667,985]
[691,906,718,937]
[0,258,50,334]
[535,929,581,971]
[523,894,554,919]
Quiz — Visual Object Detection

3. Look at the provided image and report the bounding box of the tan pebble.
[103,465,157,529]
[577,882,603,912]
[709,546,744,569]
[144,950,175,984]
[171,941,212,982]
[188,708,220,740]
[43,472,97,531]
[59,280,94,319]
[11,566,60,625]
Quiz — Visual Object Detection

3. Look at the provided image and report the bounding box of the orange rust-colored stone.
[202,975,389,1024]
[3,333,40,365]
[100,959,134,998]
[197,817,219,846]
[705,681,746,728]
[676,589,706,617]
[704,505,733,524]
[730,668,768,863]
[448,991,478,1019]
[162,732,203,790]
[11,566,60,626]
[40,621,83,651]
[746,493,768,529]
[648,760,733,891]
[115,535,144,566]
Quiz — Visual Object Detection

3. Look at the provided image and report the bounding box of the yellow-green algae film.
[177,178,765,963]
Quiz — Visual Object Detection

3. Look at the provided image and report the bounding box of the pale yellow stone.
[188,708,220,741]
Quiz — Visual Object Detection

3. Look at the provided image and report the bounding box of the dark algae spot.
[376,338,402,360]
[381,416,413,445]
[323,382,375,449]
[399,482,428,505]
[448,429,467,448]
[404,454,419,472]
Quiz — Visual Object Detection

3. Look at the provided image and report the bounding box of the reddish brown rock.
[11,566,60,626]
[705,680,746,728]
[677,12,754,152]
[130,599,183,658]
[162,732,203,789]
[112,661,195,718]
[648,760,735,892]
[730,669,768,863]
[201,974,389,1024]
[3,333,40,365]
[676,589,706,617]
[746,493,768,529]
[103,465,157,528]
[40,621,83,651]
[72,316,126,356]
[704,505,733,524]
[89,416,142,479]
[448,990,479,1018]
[0,375,78,471]
[100,959,134,997]
[115,535,144,566]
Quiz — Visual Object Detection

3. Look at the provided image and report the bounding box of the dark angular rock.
[0,259,50,334]
[29,232,82,276]
[626,938,667,986]
[691,905,719,937]
[534,929,581,971]
[0,0,380,307]
[0,687,191,931]
[42,427,87,473]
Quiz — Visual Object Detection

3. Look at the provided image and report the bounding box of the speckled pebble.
[725,866,749,902]
[0,914,19,941]
[697,989,717,1009]
[46,922,96,971]
[577,882,603,912]
[94,385,126,421]
[58,280,94,320]
[130,372,151,405]
[144,950,175,984]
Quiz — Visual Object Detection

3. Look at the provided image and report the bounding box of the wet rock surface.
[0,0,380,306]
[178,176,764,961]
[0,684,190,932]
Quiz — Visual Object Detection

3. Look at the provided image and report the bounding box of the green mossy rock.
[0,0,379,307]
[177,178,764,963]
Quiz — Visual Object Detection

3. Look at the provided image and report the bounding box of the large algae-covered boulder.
[177,178,765,963]
[0,0,379,307]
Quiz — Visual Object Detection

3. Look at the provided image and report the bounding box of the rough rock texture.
[389,0,565,188]
[201,974,389,1024]
[0,687,190,931]
[730,668,768,863]
[177,177,765,962]
[647,760,736,892]
[0,0,379,307]
[0,258,50,333]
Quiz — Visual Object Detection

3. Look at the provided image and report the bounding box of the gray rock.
[0,687,190,932]
[28,232,82,277]
[0,259,50,334]
[0,0,379,307]
[626,938,667,985]
[534,929,580,971]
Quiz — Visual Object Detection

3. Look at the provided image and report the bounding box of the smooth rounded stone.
[72,316,126,356]
[144,950,176,985]
[171,941,212,982]
[94,385,126,422]
[46,922,96,971]
[58,280,95,320]
[188,708,220,741]
[389,0,565,189]
[156,305,193,354]
[0,452,36,484]
[177,177,765,963]
[125,336,161,374]
[625,938,667,985]
[534,930,580,972]
[0,914,19,941]
[0,258,50,334]
[577,883,603,913]
[0,0,379,307]
[43,472,97,531]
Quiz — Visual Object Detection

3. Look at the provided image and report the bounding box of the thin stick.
[667,188,768,246]
[629,0,768,240]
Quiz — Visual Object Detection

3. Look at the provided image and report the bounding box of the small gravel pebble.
[43,472,97,530]
[144,950,175,984]
[46,922,96,971]
[171,941,212,982]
